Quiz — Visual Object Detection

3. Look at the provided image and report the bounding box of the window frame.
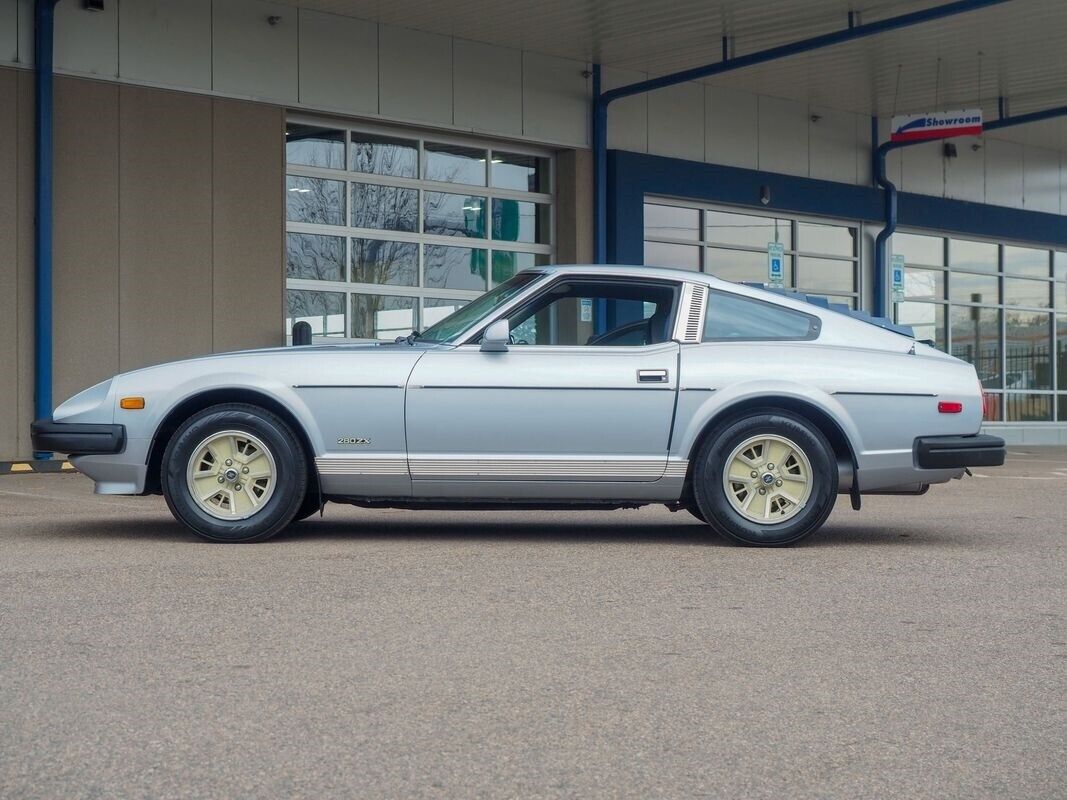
[642,197,862,307]
[460,275,684,349]
[285,114,555,343]
[891,228,1064,423]
[702,290,822,343]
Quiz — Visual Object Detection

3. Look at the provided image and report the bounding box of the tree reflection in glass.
[425,245,487,291]
[352,239,417,287]
[286,290,345,337]
[351,184,417,232]
[351,294,417,340]
[286,233,344,282]
[351,134,418,178]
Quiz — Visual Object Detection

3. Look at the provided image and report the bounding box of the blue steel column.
[591,64,607,264]
[33,0,59,459]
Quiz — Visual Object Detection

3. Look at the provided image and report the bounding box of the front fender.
[112,370,326,453]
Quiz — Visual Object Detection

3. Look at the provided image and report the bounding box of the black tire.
[693,410,837,546]
[686,504,707,523]
[161,403,308,543]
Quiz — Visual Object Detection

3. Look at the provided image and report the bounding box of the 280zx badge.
[337,437,371,445]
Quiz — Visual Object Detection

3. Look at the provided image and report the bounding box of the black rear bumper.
[31,420,126,456]
[915,434,1006,469]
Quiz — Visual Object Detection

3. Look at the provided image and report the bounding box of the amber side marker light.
[938,401,963,414]
[119,397,146,410]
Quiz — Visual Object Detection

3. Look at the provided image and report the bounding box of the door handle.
[637,369,669,383]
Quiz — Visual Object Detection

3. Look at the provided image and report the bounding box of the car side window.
[703,290,819,341]
[502,279,677,347]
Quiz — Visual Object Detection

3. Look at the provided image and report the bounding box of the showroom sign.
[890,109,983,142]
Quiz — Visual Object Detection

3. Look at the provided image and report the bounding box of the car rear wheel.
[693,410,837,546]
[161,404,308,543]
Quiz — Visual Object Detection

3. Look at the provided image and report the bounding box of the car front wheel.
[693,411,837,546]
[161,404,308,543]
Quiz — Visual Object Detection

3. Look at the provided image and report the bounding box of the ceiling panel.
[279,0,1067,149]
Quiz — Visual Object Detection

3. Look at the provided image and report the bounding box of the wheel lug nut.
[234,484,242,491]
[758,488,766,495]
[767,463,774,470]
[242,467,249,474]
[217,476,224,483]
[750,470,759,478]
[776,479,783,487]
[225,459,233,466]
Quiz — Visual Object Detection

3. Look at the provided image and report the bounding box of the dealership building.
[2,0,1066,460]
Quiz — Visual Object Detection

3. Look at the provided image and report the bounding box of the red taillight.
[938,401,963,414]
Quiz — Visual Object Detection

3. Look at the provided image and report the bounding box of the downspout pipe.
[33,0,59,459]
[872,140,904,319]
[590,0,1012,264]
[872,102,1067,318]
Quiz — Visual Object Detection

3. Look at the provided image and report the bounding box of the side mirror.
[480,319,510,352]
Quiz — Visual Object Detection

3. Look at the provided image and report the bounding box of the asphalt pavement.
[1,448,1065,799]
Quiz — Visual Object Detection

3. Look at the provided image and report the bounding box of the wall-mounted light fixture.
[83,0,104,10]
[759,185,771,205]
[943,142,958,158]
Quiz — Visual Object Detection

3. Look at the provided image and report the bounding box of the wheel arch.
[684,395,859,489]
[144,388,318,495]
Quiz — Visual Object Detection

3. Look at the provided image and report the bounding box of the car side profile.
[32,265,1006,546]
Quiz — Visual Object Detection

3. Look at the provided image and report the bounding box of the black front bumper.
[31,420,126,456]
[915,434,1006,469]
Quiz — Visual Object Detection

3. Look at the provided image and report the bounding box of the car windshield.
[416,272,545,343]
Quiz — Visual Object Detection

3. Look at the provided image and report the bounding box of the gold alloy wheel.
[185,430,277,520]
[722,434,813,524]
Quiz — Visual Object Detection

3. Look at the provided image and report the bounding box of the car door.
[404,275,682,498]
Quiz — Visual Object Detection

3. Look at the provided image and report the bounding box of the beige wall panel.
[16,69,33,457]
[119,86,213,372]
[1023,146,1061,214]
[379,25,453,126]
[985,138,1025,209]
[453,38,522,136]
[809,106,858,185]
[212,99,285,352]
[758,95,809,177]
[53,77,120,405]
[0,68,18,457]
[705,85,757,169]
[119,0,212,91]
[15,0,30,65]
[602,67,647,153]
[212,0,298,102]
[944,136,985,202]
[54,0,117,77]
[901,140,944,198]
[856,114,873,186]
[647,81,704,162]
[0,0,16,63]
[522,52,589,146]
[298,8,378,115]
[554,149,593,265]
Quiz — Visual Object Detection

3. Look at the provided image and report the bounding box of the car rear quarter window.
[703,291,819,342]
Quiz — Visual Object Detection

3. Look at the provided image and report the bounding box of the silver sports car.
[33,265,1005,545]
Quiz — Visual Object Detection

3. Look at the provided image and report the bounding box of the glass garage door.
[284,117,553,341]
[643,199,861,308]
[893,231,1067,424]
